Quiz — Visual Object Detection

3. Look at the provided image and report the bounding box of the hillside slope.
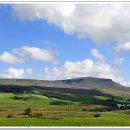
[0,77,129,93]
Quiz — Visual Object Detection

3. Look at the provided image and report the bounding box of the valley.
[0,77,130,126]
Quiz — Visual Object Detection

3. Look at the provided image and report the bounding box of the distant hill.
[0,77,129,93]
[61,77,123,89]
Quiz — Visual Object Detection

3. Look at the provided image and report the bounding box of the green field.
[0,88,130,126]
[1,115,130,126]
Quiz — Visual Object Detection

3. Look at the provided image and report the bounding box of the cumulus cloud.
[0,67,34,79]
[44,59,119,81]
[12,3,130,43]
[0,46,56,65]
[91,49,105,63]
[44,59,95,79]
[0,68,25,79]
[13,46,55,62]
[0,52,24,64]
[115,42,130,52]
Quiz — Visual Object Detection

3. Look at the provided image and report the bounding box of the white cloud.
[44,59,120,81]
[12,3,130,43]
[0,68,34,79]
[0,46,56,65]
[13,46,55,62]
[0,68,25,79]
[91,49,105,63]
[0,52,24,64]
[115,42,130,52]
[44,59,94,80]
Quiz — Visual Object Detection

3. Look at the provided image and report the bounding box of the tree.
[121,97,123,100]
[24,108,32,115]
[14,96,19,100]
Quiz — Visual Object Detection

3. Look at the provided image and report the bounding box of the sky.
[0,3,130,87]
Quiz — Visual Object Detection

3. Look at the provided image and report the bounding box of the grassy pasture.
[0,88,130,126]
[1,112,130,126]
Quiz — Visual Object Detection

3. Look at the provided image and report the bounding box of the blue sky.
[0,3,130,86]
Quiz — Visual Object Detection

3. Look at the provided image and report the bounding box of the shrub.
[82,109,87,111]
[14,96,19,100]
[120,106,127,110]
[94,114,100,117]
[32,92,35,94]
[4,90,9,93]
[107,107,113,111]
[50,116,60,120]
[33,113,43,118]
[6,114,13,118]
[24,108,32,115]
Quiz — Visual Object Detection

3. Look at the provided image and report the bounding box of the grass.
[1,115,130,126]
[1,88,130,126]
